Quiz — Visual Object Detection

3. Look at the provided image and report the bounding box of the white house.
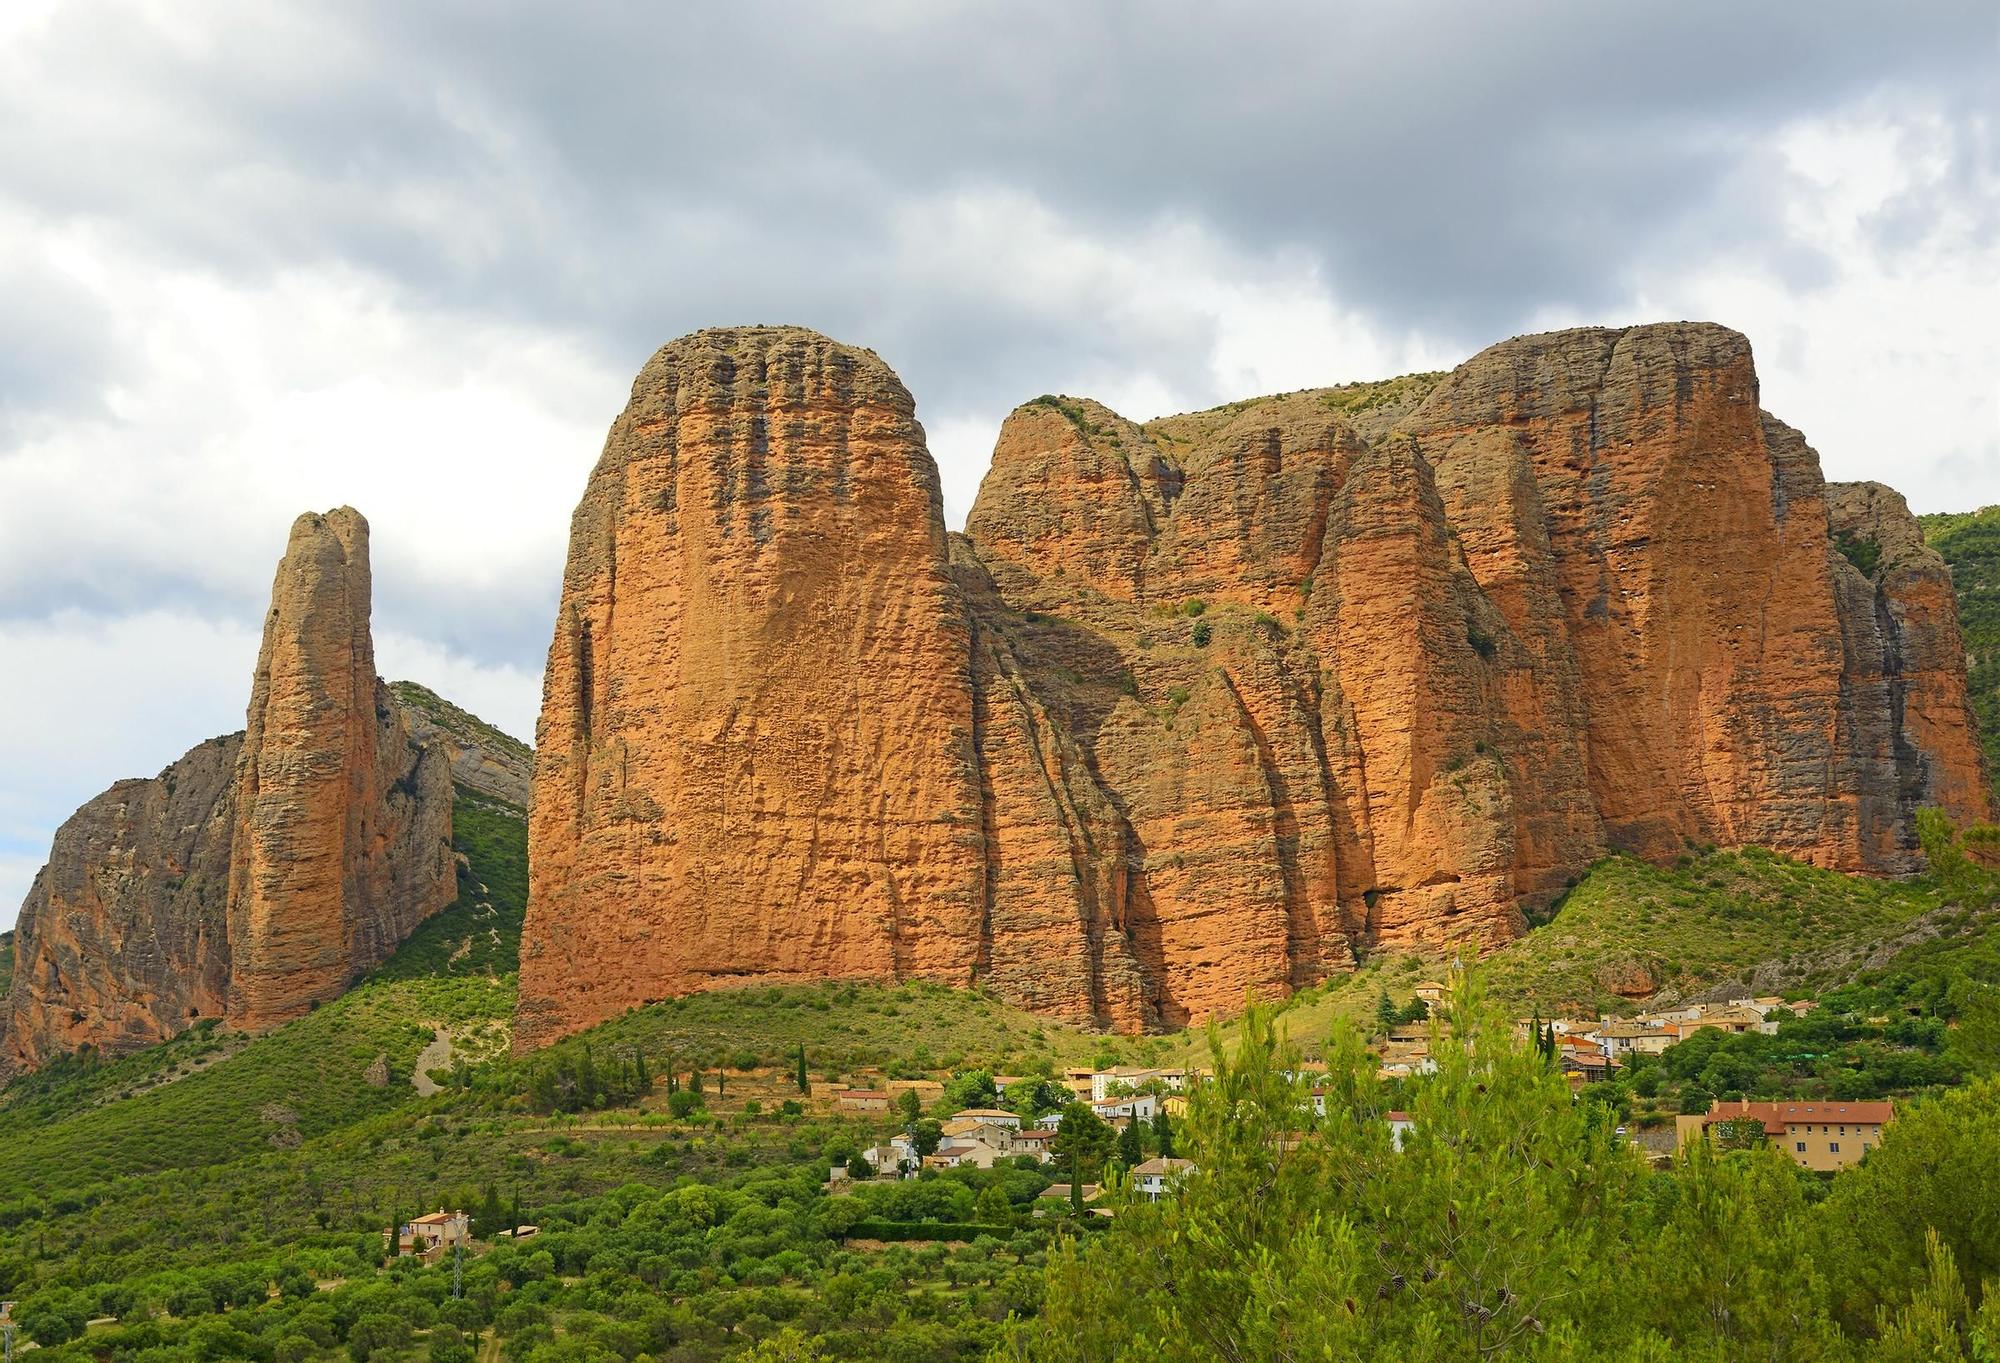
[949,1108,1022,1130]
[1091,1093,1159,1126]
[1132,1157,1196,1202]
[1388,1111,1414,1152]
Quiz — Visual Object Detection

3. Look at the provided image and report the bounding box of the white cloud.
[1585,104,2000,514]
[0,610,260,928]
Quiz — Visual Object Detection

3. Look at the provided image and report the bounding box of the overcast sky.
[2,3,1996,929]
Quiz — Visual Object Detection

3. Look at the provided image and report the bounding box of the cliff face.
[226,509,455,1031]
[2,735,240,1073]
[0,509,457,1075]
[515,322,1990,1043]
[515,328,985,1050]
[388,681,534,810]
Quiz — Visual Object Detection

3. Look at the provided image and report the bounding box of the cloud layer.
[2,2,1996,926]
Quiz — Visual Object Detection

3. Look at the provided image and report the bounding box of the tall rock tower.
[226,508,455,1030]
[0,508,454,1075]
[515,327,986,1050]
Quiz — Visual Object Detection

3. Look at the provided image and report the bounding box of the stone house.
[396,1209,471,1261]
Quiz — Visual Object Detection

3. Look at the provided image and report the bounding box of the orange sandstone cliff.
[0,509,457,1075]
[514,322,1990,1044]
[515,328,986,1050]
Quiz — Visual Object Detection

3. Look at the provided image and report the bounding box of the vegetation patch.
[1923,505,2000,805]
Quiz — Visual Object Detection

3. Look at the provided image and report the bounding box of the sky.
[2,2,1996,929]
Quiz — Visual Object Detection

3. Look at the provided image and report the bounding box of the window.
[1795,1142,1806,1153]
[1829,1142,1840,1153]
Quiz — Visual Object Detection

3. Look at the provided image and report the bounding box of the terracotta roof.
[1385,1111,1411,1123]
[1132,1157,1196,1176]
[951,1108,1018,1120]
[1701,1100,1893,1129]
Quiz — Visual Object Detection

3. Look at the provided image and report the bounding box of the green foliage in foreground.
[1008,989,2000,1362]
[1923,504,2000,804]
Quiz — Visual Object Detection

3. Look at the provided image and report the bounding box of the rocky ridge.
[0,510,465,1075]
[517,323,1990,1045]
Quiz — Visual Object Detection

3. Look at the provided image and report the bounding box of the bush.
[1190,622,1211,648]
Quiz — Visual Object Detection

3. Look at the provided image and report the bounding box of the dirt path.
[413,1027,454,1097]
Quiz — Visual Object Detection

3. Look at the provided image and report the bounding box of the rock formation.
[515,328,985,1050]
[389,681,534,810]
[0,509,457,1075]
[225,509,455,1031]
[514,322,1989,1043]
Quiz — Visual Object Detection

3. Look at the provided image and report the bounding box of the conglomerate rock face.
[515,322,1990,1044]
[515,328,986,1050]
[226,509,455,1031]
[0,509,456,1075]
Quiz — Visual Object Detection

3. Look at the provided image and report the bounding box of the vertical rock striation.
[226,509,454,1031]
[0,509,455,1075]
[515,328,985,1051]
[513,321,1989,1044]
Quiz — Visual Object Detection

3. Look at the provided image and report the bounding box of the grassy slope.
[385,678,533,769]
[1192,847,1985,1059]
[1921,505,2000,804]
[0,928,13,998]
[369,793,528,982]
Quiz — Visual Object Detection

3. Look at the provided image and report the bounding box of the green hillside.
[369,792,529,983]
[0,927,13,997]
[1923,504,2000,803]
[1198,844,1998,1061]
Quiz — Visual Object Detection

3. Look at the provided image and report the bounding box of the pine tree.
[1375,989,1398,1034]
[1117,1120,1143,1169]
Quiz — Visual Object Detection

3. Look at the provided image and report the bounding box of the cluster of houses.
[1503,995,1815,1088]
[839,1065,1198,1181]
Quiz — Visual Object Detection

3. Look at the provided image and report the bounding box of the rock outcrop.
[515,328,986,1050]
[226,509,455,1031]
[515,322,1990,1044]
[388,681,534,810]
[0,509,456,1075]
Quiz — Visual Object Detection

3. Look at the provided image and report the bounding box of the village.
[387,986,1890,1254]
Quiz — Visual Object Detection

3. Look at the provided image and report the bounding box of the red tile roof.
[1700,1100,1892,1130]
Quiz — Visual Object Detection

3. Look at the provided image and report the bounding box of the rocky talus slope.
[0,510,463,1075]
[508,323,1982,1042]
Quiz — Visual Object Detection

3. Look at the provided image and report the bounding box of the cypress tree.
[796,1044,810,1094]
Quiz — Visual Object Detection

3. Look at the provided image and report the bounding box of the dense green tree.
[1151,1108,1174,1160]
[1116,1120,1143,1169]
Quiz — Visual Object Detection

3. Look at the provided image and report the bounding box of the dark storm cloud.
[4,0,1991,427]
